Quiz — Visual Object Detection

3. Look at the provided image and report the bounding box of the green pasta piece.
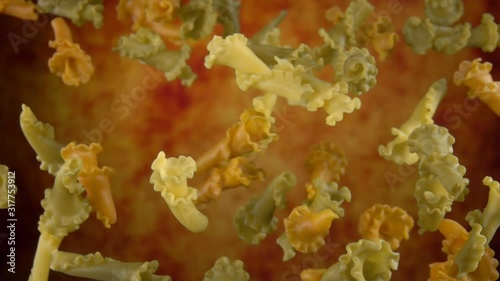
[37,0,104,28]
[115,28,197,86]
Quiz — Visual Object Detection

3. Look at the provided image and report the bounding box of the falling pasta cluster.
[1,0,500,280]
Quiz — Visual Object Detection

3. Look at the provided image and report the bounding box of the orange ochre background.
[1,0,500,281]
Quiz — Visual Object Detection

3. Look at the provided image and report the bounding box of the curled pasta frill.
[306,142,347,183]
[364,16,399,61]
[467,14,499,52]
[234,172,296,244]
[179,0,218,40]
[408,124,455,159]
[150,151,208,232]
[333,47,377,95]
[321,239,399,281]
[284,205,338,253]
[195,109,277,173]
[428,219,499,281]
[115,27,196,86]
[205,33,269,73]
[203,257,249,281]
[195,156,265,205]
[20,104,64,175]
[358,204,414,250]
[48,18,95,87]
[0,0,38,20]
[306,179,351,218]
[50,251,172,281]
[453,58,500,117]
[61,143,117,228]
[424,0,463,26]
[300,268,326,281]
[37,0,104,28]
[403,17,436,55]
[418,153,469,202]
[414,176,454,233]
[378,78,447,165]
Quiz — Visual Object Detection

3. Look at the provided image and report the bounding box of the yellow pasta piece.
[358,204,414,250]
[378,79,447,165]
[203,257,249,281]
[454,58,500,117]
[284,205,337,254]
[195,109,277,173]
[306,142,347,183]
[428,219,499,281]
[61,143,117,228]
[48,18,94,86]
[300,268,326,281]
[0,0,38,20]
[195,156,265,205]
[467,14,499,52]
[364,16,399,61]
[321,239,399,281]
[20,105,64,175]
[150,151,208,232]
[0,165,8,209]
[234,172,296,244]
[117,0,181,43]
[50,251,171,281]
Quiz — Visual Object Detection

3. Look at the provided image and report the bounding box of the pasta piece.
[195,109,277,173]
[424,0,463,26]
[306,142,347,183]
[205,33,269,73]
[234,172,296,244]
[252,92,278,118]
[306,180,351,218]
[407,124,455,160]
[50,251,171,281]
[333,47,377,95]
[117,0,182,43]
[179,0,218,40]
[433,24,471,55]
[203,257,249,281]
[61,143,117,228]
[465,176,500,244]
[358,204,414,250]
[429,219,500,281]
[321,239,399,281]
[78,167,116,228]
[115,28,196,86]
[378,79,447,165]
[301,268,326,281]
[195,156,265,205]
[285,205,338,253]
[403,17,435,55]
[0,165,8,209]
[150,152,208,232]
[48,18,94,86]
[0,0,38,20]
[414,176,453,233]
[20,105,64,175]
[467,14,499,52]
[454,58,500,117]
[30,159,92,281]
[364,16,399,61]
[418,153,469,202]
[37,0,104,28]
[276,233,296,261]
